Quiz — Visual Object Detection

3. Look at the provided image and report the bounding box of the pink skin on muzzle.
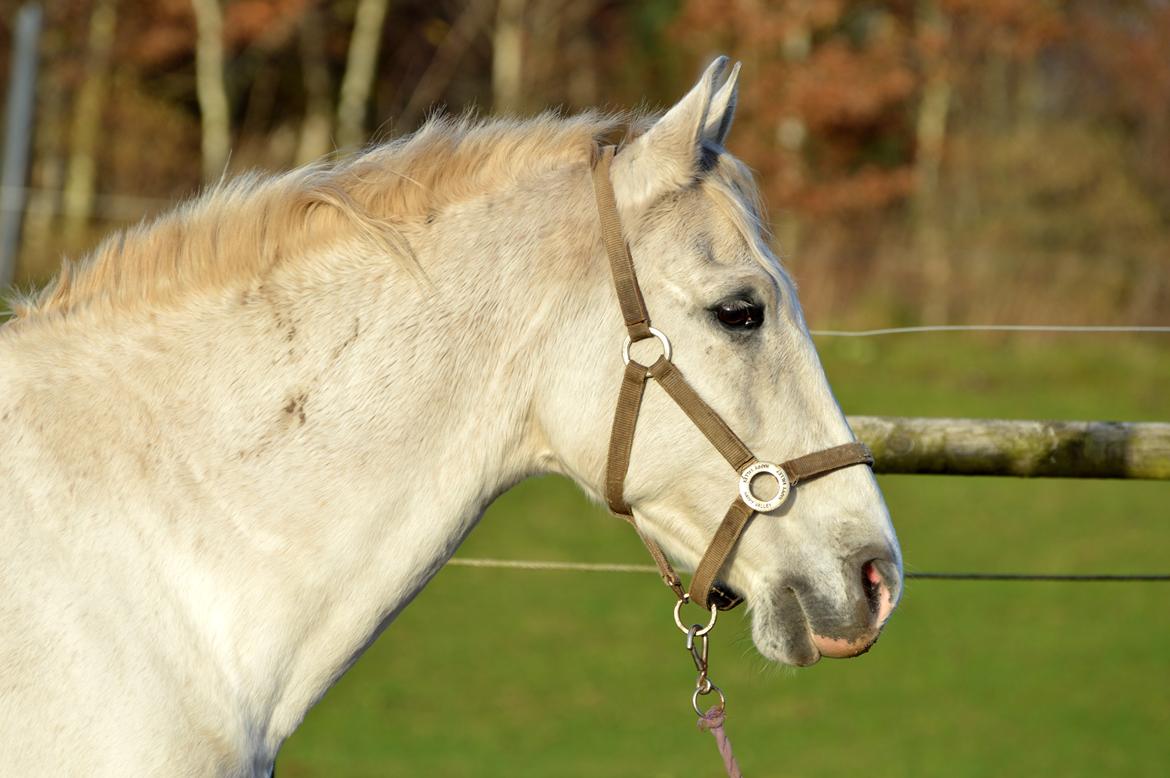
[811,561,897,659]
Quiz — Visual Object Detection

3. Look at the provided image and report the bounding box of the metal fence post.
[0,3,44,289]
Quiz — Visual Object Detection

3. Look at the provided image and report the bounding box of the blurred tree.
[337,0,389,151]
[63,0,117,244]
[492,0,524,114]
[913,0,952,322]
[670,0,1166,324]
[191,0,231,181]
[397,0,494,129]
[23,10,69,253]
[295,2,332,163]
[3,0,1165,323]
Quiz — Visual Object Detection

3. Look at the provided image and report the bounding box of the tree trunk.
[191,0,231,183]
[398,0,495,130]
[775,19,811,308]
[562,0,601,108]
[336,0,390,152]
[913,0,953,323]
[23,13,65,278]
[492,0,525,115]
[62,0,117,246]
[296,4,334,165]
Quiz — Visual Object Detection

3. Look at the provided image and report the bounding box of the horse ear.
[611,57,740,212]
[703,60,740,146]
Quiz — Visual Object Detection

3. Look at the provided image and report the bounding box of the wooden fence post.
[848,416,1170,479]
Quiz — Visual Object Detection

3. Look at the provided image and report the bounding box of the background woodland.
[3,0,1169,325]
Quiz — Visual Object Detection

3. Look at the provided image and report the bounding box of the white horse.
[0,58,900,775]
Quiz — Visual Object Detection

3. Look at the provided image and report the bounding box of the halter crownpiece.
[591,144,875,611]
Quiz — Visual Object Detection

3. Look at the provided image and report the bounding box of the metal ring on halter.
[692,683,726,717]
[674,595,718,636]
[738,460,791,513]
[622,327,672,366]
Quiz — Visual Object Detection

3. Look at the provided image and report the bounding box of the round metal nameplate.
[738,461,790,512]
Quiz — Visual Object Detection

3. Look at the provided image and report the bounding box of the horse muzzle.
[753,550,902,666]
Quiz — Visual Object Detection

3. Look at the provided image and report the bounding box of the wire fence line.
[809,324,1170,336]
[446,557,1170,583]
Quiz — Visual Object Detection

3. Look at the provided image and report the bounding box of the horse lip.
[785,586,823,665]
[790,581,885,660]
[751,583,822,665]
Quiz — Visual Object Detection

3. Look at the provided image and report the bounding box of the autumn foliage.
[3,0,1167,324]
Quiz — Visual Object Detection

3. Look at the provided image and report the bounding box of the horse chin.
[748,587,823,667]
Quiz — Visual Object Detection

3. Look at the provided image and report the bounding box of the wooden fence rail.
[848,416,1170,480]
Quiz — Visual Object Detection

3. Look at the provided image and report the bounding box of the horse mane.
[10,111,626,321]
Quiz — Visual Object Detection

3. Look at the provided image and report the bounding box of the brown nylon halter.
[591,144,875,611]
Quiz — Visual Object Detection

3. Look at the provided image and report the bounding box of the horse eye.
[713,299,765,330]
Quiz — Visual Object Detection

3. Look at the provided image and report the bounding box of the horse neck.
[5,162,603,758]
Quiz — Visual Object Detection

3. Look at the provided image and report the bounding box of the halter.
[591,144,875,612]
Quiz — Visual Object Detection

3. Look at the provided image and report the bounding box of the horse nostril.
[810,557,899,659]
[861,560,883,616]
[860,558,898,630]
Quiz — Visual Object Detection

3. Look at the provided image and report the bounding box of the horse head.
[543,58,902,665]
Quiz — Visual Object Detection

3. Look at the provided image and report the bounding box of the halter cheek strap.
[591,144,874,610]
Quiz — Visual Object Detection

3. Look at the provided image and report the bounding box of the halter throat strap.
[591,144,874,610]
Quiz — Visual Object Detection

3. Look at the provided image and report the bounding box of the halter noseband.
[591,144,874,611]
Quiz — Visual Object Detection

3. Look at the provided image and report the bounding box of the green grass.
[279,336,1170,777]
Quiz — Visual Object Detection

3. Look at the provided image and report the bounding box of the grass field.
[278,335,1170,777]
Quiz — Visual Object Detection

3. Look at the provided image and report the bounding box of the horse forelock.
[9,110,630,322]
[700,151,787,287]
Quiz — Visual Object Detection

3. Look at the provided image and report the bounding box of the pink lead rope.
[698,705,744,778]
[677,602,745,777]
